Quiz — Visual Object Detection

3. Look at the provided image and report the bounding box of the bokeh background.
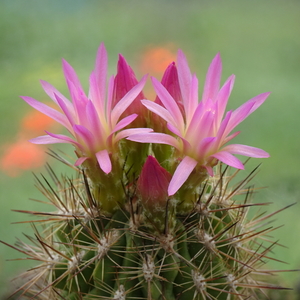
[1,0,300,298]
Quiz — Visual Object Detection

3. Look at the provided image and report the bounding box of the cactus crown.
[2,43,295,299]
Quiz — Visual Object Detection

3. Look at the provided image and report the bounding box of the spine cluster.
[4,162,292,299]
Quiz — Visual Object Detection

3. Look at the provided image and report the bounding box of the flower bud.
[155,62,183,115]
[137,156,171,212]
[113,54,147,126]
[114,55,150,178]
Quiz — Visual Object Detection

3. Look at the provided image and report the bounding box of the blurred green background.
[0,0,300,298]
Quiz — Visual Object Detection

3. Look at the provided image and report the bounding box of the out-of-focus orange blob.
[139,45,177,99]
[140,45,177,75]
[0,139,46,177]
[1,107,58,177]
[21,109,56,134]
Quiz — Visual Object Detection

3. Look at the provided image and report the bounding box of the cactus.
[2,43,294,299]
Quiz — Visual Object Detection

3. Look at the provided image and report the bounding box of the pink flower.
[21,43,151,174]
[128,50,270,196]
[137,155,171,210]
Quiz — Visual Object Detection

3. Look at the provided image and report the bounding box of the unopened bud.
[137,156,171,212]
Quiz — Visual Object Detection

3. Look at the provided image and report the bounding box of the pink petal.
[202,53,222,103]
[62,59,85,97]
[185,74,199,124]
[55,94,75,129]
[141,100,175,126]
[111,114,138,135]
[114,128,153,143]
[222,131,240,145]
[204,165,214,177]
[127,133,180,150]
[29,135,68,145]
[225,101,256,135]
[151,77,184,128]
[211,151,244,170]
[67,79,89,126]
[86,100,106,147]
[186,104,215,142]
[40,80,73,113]
[111,75,147,125]
[222,144,270,158]
[246,92,270,115]
[177,49,192,108]
[198,109,215,139]
[168,156,198,196]
[227,92,270,133]
[196,136,216,158]
[222,74,235,94]
[75,157,89,166]
[214,111,232,147]
[167,123,183,137]
[95,149,112,174]
[106,75,115,124]
[45,131,81,147]
[94,43,108,105]
[184,102,204,140]
[214,76,235,126]
[73,125,95,151]
[89,71,105,118]
[21,96,69,129]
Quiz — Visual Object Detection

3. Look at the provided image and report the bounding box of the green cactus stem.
[1,162,295,300]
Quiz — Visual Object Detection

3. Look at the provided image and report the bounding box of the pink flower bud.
[137,156,171,211]
[113,55,147,126]
[155,62,184,115]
